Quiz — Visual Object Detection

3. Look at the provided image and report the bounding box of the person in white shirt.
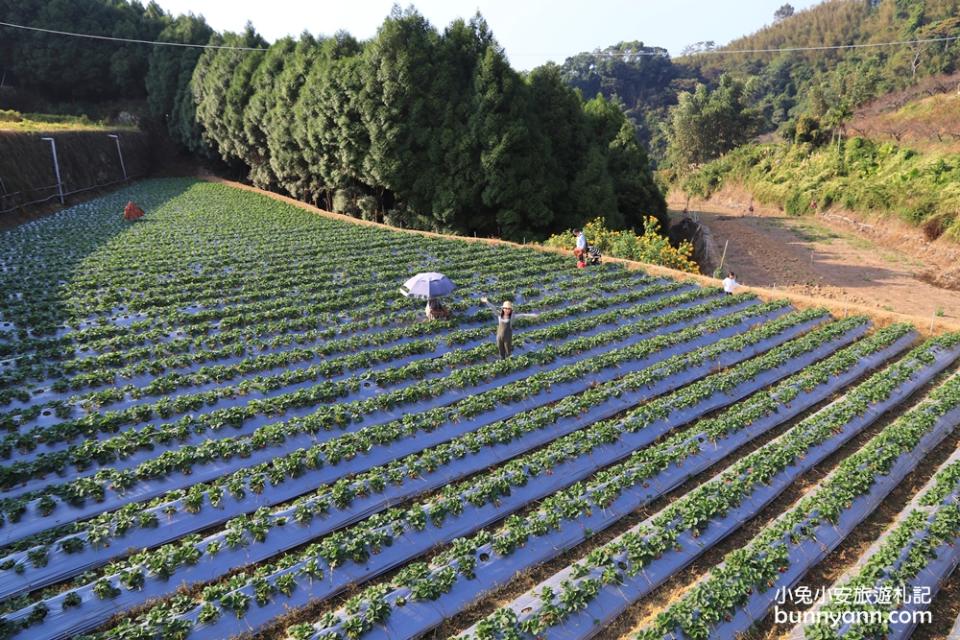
[573,229,588,262]
[722,271,739,295]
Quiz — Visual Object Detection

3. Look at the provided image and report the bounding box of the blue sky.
[150,0,823,69]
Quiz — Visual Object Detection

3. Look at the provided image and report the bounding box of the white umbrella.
[400,272,457,299]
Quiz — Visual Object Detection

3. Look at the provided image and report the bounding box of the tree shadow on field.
[0,178,199,369]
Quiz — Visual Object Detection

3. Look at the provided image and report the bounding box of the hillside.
[684,0,960,124]
[561,0,960,163]
[678,136,960,238]
[847,72,960,151]
[672,65,960,247]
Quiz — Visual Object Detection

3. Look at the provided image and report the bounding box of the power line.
[1,18,957,57]
[590,34,960,58]
[0,20,266,51]
[692,33,960,55]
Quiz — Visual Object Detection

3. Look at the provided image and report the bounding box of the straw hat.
[501,300,513,310]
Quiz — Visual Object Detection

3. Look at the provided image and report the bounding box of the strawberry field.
[2,177,960,640]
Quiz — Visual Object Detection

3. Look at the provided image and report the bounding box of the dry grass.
[0,110,136,133]
[0,119,136,133]
[848,73,960,153]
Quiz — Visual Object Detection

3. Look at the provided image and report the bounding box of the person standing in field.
[573,229,588,262]
[722,271,739,295]
[480,297,539,359]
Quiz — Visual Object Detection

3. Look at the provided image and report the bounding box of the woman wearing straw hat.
[480,297,539,359]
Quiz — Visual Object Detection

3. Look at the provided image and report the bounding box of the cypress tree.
[360,6,442,225]
[268,34,320,199]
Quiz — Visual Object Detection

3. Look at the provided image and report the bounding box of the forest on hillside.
[3,0,960,238]
[0,1,665,241]
[561,0,960,164]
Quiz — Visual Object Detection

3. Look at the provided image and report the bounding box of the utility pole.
[107,134,127,181]
[39,137,64,205]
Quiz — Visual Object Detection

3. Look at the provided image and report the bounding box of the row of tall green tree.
[187,9,666,240]
[0,1,667,241]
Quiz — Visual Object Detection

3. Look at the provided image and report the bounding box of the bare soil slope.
[671,192,960,322]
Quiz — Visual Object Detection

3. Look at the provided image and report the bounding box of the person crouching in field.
[480,297,539,359]
[722,272,739,295]
[425,297,450,320]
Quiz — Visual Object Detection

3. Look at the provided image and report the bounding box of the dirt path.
[675,201,960,322]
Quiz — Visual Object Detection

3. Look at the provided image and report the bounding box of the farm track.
[3,179,960,640]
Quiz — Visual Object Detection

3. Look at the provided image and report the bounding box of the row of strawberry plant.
[18,282,694,444]
[0,300,793,544]
[46,223,429,296]
[0,302,822,603]
[2,305,809,639]
[1,262,584,402]
[3,234,440,330]
[115,252,560,335]
[59,242,420,315]
[0,272,592,418]
[291,332,960,640]
[4,245,466,346]
[36,254,558,355]
[76,283,694,414]
[2,239,567,361]
[37,267,640,382]
[0,302,795,561]
[47,233,500,319]
[30,211,537,309]
[0,182,569,325]
[0,189,413,305]
[627,367,960,640]
[8,255,605,372]
[0,285,718,488]
[461,338,960,640]
[795,445,960,640]
[0,209,384,335]
[0,290,740,498]
[44,318,888,640]
[3,226,555,344]
[1,272,651,427]
[15,274,670,421]
[0,267,602,407]
[0,315,874,627]
[0,184,233,320]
